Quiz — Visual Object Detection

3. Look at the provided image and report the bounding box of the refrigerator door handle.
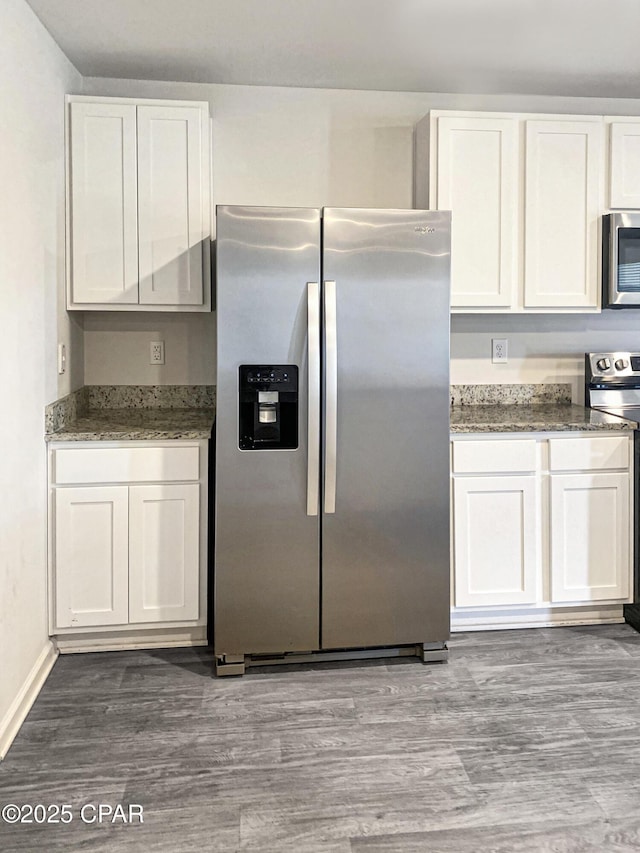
[307,281,320,516]
[324,280,337,514]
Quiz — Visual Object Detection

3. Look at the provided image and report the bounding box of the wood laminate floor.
[2,625,640,851]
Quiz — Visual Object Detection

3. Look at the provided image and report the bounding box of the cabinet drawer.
[452,439,537,474]
[52,445,200,485]
[548,436,629,472]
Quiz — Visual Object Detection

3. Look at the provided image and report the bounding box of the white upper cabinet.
[434,116,518,308]
[69,102,139,305]
[608,119,640,208]
[524,119,603,309]
[67,96,211,312]
[137,106,207,306]
[418,110,605,313]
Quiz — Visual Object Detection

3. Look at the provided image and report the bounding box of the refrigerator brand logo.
[415,226,436,233]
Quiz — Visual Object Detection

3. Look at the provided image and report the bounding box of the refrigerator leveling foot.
[418,642,449,664]
[215,654,245,677]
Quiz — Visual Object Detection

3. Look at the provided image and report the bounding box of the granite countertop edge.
[450,403,637,434]
[45,384,636,441]
[46,405,634,440]
[46,429,214,442]
[45,408,216,443]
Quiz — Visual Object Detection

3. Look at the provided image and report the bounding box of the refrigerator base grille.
[215,643,448,676]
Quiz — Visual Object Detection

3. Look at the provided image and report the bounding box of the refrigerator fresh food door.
[214,206,321,656]
[321,208,451,649]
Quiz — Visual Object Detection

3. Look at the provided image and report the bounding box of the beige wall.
[81,76,640,392]
[0,0,82,754]
[83,312,215,386]
[451,312,640,404]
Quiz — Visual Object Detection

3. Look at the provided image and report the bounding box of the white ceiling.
[24,0,640,98]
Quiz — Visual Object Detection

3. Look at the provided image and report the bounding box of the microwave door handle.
[307,282,320,516]
[324,280,337,514]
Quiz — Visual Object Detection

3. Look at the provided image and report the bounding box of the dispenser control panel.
[238,365,298,450]
[241,366,294,388]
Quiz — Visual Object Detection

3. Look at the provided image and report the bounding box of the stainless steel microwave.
[603,212,640,308]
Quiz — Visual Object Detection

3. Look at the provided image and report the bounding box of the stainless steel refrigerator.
[214,206,451,676]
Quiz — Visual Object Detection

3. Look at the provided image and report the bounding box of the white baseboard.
[53,626,208,654]
[451,603,626,632]
[0,642,58,760]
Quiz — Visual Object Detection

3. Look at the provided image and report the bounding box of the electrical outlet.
[150,341,165,365]
[492,338,508,363]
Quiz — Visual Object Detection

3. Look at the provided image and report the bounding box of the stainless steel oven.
[585,352,640,629]
[603,213,640,308]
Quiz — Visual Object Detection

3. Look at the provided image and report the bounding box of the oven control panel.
[586,352,640,382]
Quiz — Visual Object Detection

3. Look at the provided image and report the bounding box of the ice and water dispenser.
[238,365,298,449]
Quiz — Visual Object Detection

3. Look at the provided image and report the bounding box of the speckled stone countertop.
[451,382,572,407]
[45,385,215,441]
[47,408,215,441]
[450,403,636,434]
[450,383,636,434]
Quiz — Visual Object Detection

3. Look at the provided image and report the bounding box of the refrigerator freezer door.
[321,208,451,650]
[214,206,321,656]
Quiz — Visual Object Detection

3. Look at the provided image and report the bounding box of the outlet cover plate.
[492,338,508,363]
[150,341,165,365]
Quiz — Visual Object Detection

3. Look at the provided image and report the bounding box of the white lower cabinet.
[451,432,633,630]
[49,440,208,649]
[128,483,200,623]
[550,472,629,603]
[54,486,129,628]
[453,475,539,607]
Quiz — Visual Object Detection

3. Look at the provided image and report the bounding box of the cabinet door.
[129,484,200,623]
[436,116,518,308]
[69,102,139,305]
[137,106,208,306]
[453,475,539,607]
[609,121,640,208]
[550,473,630,602]
[54,486,129,628]
[524,120,603,309]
